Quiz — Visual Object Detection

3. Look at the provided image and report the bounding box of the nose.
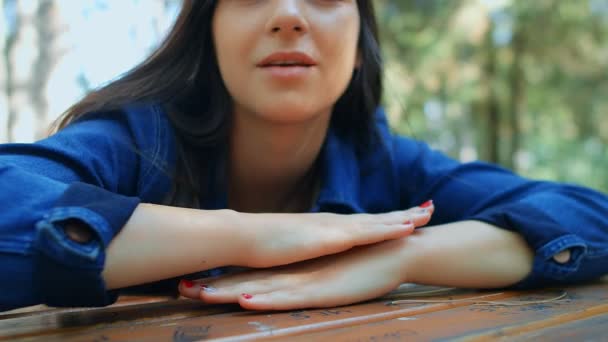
[266,0,309,37]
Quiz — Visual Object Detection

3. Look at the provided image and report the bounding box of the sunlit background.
[1,0,607,193]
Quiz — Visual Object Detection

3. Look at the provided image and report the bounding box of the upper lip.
[257,51,317,67]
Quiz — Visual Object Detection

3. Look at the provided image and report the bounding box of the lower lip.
[259,65,314,79]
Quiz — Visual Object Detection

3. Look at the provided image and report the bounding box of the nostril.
[271,25,303,33]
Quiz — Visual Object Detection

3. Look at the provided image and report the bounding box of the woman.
[0,0,606,312]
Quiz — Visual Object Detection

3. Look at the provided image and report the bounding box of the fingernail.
[404,220,413,225]
[416,208,430,215]
[200,284,217,293]
[242,293,253,299]
[420,200,433,208]
[181,279,194,288]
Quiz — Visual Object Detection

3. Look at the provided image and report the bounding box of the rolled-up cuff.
[32,182,140,307]
[510,234,587,290]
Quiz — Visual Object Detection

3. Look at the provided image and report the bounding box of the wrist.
[196,208,246,266]
[231,211,286,267]
[396,222,535,288]
[355,237,416,288]
[397,234,423,284]
[223,210,280,267]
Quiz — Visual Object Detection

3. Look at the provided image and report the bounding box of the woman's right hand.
[231,202,434,268]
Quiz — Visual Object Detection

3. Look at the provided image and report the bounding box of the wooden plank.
[462,302,608,341]
[0,299,238,341]
[281,283,608,342]
[0,288,516,341]
[3,283,606,341]
[509,312,608,341]
[0,296,171,320]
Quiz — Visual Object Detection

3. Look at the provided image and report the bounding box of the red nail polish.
[420,200,433,208]
[242,293,253,299]
[181,279,194,288]
[404,220,413,225]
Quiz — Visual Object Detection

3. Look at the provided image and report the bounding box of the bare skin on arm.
[179,217,536,311]
[101,204,432,289]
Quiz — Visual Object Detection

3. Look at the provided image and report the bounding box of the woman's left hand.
[178,237,413,310]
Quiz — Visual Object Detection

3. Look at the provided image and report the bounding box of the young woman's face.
[212,0,360,124]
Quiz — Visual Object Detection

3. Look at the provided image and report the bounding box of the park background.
[1,0,607,193]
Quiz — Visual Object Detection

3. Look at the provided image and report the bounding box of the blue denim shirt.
[1,103,607,311]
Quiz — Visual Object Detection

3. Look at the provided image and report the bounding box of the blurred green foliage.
[377,0,608,193]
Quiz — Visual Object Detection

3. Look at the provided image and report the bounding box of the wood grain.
[1,282,606,341]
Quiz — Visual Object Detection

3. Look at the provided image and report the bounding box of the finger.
[179,269,290,302]
[346,204,434,248]
[236,284,387,311]
[405,200,434,215]
[178,279,204,299]
[404,200,435,227]
[200,275,298,303]
[349,220,416,248]
[389,209,431,227]
[177,271,257,299]
[377,200,435,225]
[375,222,416,240]
[237,273,400,311]
[407,208,433,227]
[352,202,435,245]
[237,289,331,311]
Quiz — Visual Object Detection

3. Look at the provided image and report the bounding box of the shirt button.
[553,249,571,264]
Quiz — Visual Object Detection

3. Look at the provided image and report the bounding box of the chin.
[254,106,328,125]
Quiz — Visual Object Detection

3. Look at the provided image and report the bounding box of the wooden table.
[1,281,607,341]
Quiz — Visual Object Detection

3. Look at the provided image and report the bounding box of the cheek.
[216,43,247,92]
[318,22,360,96]
[213,15,257,97]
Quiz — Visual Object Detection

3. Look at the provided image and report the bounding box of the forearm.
[102,204,242,289]
[102,205,426,291]
[402,220,535,288]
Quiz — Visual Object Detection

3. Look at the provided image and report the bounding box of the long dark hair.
[53,0,383,208]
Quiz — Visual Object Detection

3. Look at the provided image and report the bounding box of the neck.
[228,108,330,213]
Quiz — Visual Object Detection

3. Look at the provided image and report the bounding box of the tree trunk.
[3,0,61,142]
[508,27,525,171]
[3,0,23,143]
[31,0,61,139]
[0,0,7,142]
[482,20,500,164]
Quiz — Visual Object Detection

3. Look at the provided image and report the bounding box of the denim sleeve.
[393,135,608,289]
[0,104,174,311]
